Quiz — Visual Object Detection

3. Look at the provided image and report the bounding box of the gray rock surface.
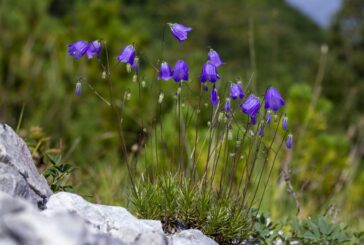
[0,191,126,245]
[0,123,52,209]
[44,192,165,243]
[170,230,218,245]
[44,192,218,245]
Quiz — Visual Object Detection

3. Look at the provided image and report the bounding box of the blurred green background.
[1,0,363,230]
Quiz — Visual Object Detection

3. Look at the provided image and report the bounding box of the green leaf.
[303,231,317,240]
[318,218,330,235]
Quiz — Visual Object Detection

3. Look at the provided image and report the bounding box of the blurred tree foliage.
[328,0,364,126]
[0,0,363,229]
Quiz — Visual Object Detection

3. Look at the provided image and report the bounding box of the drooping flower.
[173,60,189,82]
[208,49,224,67]
[264,86,285,112]
[282,115,288,131]
[266,110,272,124]
[158,62,173,81]
[211,87,219,106]
[68,40,88,59]
[286,134,293,149]
[258,124,264,137]
[168,23,192,42]
[86,40,102,59]
[230,83,244,100]
[200,62,220,83]
[117,45,135,65]
[224,98,231,112]
[75,82,82,96]
[241,95,261,118]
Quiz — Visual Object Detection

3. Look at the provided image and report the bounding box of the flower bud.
[177,87,182,95]
[258,123,264,137]
[102,71,107,79]
[224,98,231,112]
[228,130,233,141]
[266,110,272,124]
[126,63,132,73]
[132,74,138,83]
[286,134,293,149]
[75,82,82,96]
[158,92,164,104]
[282,115,288,131]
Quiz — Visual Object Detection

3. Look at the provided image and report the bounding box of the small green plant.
[129,175,250,244]
[20,126,61,170]
[250,212,281,244]
[20,126,76,192]
[290,216,351,244]
[43,154,76,192]
[250,213,354,244]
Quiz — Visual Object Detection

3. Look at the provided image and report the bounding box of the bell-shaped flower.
[200,62,220,83]
[230,83,244,100]
[208,49,224,67]
[158,62,173,81]
[168,23,192,42]
[240,95,261,123]
[173,60,189,82]
[286,134,293,149]
[264,86,285,112]
[86,40,102,59]
[117,45,135,65]
[211,87,219,106]
[68,40,88,59]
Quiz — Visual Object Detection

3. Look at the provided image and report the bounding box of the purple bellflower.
[224,98,231,112]
[200,62,220,83]
[208,49,224,67]
[68,40,88,59]
[168,23,192,42]
[241,95,261,118]
[282,115,288,131]
[230,83,244,100]
[286,134,293,149]
[117,45,135,65]
[173,60,189,82]
[86,40,102,59]
[264,86,285,112]
[158,62,173,81]
[211,87,219,106]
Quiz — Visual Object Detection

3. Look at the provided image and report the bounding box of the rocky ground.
[0,123,217,245]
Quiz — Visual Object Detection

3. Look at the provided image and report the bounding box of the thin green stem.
[84,81,111,107]
[254,131,287,226]
[104,44,136,194]
[191,84,203,183]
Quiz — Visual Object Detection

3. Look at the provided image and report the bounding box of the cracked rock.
[0,123,52,209]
